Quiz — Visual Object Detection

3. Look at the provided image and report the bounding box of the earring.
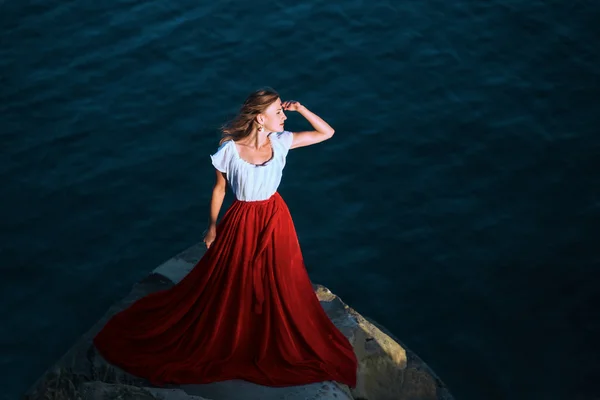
[258,124,264,132]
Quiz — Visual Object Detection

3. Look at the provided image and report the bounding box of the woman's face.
[260,98,287,133]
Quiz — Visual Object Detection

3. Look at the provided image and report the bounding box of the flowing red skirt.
[93,192,358,388]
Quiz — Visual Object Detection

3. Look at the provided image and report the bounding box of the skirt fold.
[93,192,357,387]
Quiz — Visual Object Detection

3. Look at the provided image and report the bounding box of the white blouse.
[210,130,294,201]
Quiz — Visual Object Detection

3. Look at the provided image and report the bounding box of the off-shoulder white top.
[210,131,294,201]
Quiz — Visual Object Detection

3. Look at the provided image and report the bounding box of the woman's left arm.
[282,101,335,149]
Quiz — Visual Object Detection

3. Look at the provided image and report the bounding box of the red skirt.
[93,192,358,388]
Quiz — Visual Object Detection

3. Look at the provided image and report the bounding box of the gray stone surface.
[80,381,212,400]
[178,380,350,400]
[24,243,454,400]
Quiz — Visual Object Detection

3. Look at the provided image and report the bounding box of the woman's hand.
[203,226,216,249]
[282,100,304,112]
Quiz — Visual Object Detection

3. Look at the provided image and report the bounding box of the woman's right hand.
[203,226,217,249]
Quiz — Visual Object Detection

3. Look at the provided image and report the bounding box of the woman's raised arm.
[282,100,335,149]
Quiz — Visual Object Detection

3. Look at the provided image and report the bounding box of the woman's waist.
[233,191,281,204]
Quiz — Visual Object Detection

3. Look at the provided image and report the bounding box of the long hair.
[219,87,280,145]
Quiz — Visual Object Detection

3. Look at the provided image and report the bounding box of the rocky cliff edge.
[24,243,454,400]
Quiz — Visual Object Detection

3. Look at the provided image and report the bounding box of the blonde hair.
[219,87,280,145]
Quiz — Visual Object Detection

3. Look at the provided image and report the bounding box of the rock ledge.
[24,243,454,400]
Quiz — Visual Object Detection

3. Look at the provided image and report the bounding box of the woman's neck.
[241,131,271,149]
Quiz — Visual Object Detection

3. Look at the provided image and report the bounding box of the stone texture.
[24,243,454,400]
[313,284,452,400]
[80,381,213,400]
[178,380,351,400]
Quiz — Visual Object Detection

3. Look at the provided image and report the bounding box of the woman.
[93,88,358,388]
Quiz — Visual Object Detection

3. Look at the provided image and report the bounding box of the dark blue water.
[2,1,599,399]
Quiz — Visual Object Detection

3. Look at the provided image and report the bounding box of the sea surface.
[1,1,599,399]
